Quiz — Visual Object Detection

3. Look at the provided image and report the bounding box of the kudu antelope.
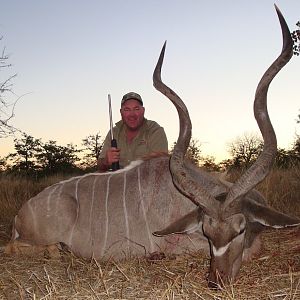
[5,5,300,287]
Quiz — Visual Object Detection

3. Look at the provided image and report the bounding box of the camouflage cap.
[121,92,143,106]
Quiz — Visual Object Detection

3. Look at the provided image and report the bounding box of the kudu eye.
[238,227,246,235]
[202,215,216,239]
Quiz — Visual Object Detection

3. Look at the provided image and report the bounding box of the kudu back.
[5,5,300,287]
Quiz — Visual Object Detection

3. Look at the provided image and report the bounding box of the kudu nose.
[207,269,229,289]
[208,280,220,290]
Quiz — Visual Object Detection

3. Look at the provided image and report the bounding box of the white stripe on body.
[137,166,155,252]
[102,174,112,256]
[46,185,59,215]
[122,172,130,250]
[88,176,98,249]
[28,198,37,238]
[13,216,20,239]
[67,177,81,245]
[54,183,64,216]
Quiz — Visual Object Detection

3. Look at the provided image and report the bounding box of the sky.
[0,0,299,162]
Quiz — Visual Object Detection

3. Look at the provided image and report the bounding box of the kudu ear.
[244,200,300,228]
[153,208,203,236]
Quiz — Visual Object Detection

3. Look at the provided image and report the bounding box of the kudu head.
[153,5,300,288]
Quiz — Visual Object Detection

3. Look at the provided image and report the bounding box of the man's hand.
[97,147,121,172]
[106,147,120,165]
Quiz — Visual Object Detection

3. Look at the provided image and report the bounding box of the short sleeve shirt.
[99,119,168,167]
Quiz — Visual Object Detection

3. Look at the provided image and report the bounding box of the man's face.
[120,99,145,131]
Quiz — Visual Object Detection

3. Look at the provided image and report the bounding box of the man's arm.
[98,133,111,171]
[97,158,109,172]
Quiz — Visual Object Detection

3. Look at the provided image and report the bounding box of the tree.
[4,134,82,177]
[0,156,7,172]
[291,21,300,56]
[170,138,202,166]
[186,138,202,165]
[292,135,300,153]
[36,140,80,175]
[274,148,292,169]
[274,141,300,169]
[200,155,221,171]
[227,133,263,170]
[288,135,300,167]
[283,110,300,168]
[81,132,103,170]
[0,35,17,138]
[7,133,42,175]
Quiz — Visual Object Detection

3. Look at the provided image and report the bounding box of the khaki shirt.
[99,118,168,167]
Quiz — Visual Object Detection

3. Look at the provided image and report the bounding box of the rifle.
[108,94,120,171]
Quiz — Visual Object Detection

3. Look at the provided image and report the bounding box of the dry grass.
[0,229,299,299]
[0,174,69,242]
[0,168,299,299]
[227,167,300,218]
[259,168,300,215]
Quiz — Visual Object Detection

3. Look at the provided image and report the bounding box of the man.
[98,92,168,171]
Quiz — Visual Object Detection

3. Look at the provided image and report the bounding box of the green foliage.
[6,133,42,176]
[4,133,82,178]
[36,140,81,176]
